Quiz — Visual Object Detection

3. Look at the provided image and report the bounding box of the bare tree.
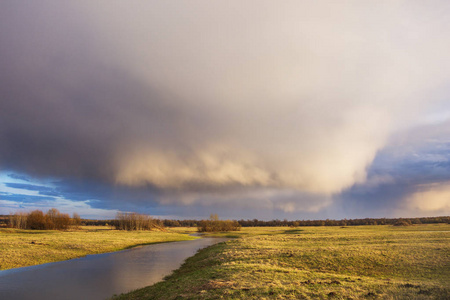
[72,212,82,229]
[10,212,27,229]
[114,212,159,231]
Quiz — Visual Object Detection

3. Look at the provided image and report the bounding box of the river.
[0,237,227,300]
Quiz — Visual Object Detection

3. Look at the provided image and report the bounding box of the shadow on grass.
[282,229,304,234]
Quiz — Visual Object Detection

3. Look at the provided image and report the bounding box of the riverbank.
[0,226,197,270]
[115,224,450,299]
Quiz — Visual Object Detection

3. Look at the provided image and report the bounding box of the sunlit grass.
[0,226,196,270]
[117,224,450,299]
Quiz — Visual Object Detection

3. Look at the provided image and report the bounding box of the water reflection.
[0,237,227,300]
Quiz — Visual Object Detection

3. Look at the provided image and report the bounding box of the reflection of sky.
[0,238,224,299]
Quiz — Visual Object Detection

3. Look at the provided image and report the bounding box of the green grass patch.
[116,224,450,299]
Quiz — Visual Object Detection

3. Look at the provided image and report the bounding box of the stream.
[0,237,227,300]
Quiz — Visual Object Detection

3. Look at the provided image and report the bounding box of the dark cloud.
[3,183,62,197]
[7,174,30,182]
[0,2,205,183]
[0,193,57,204]
[1,1,450,218]
[51,178,162,211]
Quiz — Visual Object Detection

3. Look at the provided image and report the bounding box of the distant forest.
[167,216,450,227]
[2,215,447,228]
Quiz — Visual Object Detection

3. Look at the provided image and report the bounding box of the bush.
[27,210,47,230]
[198,214,241,232]
[8,208,77,230]
[114,212,161,231]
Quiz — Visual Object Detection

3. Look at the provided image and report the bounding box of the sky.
[1,1,450,220]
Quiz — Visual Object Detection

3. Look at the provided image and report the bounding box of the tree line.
[162,216,450,227]
[4,213,447,230]
[235,216,450,227]
[55,216,450,228]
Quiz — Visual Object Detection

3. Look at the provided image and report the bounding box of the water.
[0,237,227,300]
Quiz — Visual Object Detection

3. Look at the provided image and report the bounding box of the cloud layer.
[1,1,450,217]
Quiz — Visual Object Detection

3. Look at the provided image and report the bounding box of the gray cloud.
[1,1,450,215]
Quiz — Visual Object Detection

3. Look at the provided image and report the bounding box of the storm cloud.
[1,1,450,217]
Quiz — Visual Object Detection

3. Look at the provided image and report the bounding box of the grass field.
[0,226,196,270]
[116,224,450,299]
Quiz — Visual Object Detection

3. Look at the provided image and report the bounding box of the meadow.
[116,224,450,299]
[0,226,196,270]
